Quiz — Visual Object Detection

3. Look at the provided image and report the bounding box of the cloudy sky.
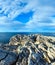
[0,0,55,32]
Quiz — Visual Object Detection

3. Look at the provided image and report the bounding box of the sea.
[0,32,55,44]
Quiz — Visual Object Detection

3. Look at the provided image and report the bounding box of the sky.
[0,0,55,32]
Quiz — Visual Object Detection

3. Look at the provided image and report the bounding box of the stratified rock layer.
[0,34,55,65]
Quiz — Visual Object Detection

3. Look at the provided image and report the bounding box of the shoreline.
[0,34,55,65]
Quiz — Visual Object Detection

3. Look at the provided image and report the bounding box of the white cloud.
[24,1,55,31]
[0,0,28,19]
[0,0,55,32]
[0,16,8,25]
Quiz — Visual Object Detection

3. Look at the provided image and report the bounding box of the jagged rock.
[38,43,48,52]
[9,34,30,46]
[0,49,18,65]
[16,47,30,65]
[0,34,55,65]
[47,47,55,61]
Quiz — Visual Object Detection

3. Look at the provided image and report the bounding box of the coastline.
[0,32,55,44]
[0,34,55,65]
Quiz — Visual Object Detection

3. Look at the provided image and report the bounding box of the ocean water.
[0,32,55,44]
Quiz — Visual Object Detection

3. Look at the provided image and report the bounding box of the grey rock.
[0,49,18,65]
[0,49,8,60]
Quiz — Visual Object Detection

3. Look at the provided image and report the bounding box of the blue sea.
[0,32,55,44]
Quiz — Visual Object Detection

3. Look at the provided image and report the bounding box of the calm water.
[0,32,55,44]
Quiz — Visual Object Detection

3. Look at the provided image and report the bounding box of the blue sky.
[0,0,55,32]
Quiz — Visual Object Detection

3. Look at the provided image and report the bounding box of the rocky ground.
[0,34,55,65]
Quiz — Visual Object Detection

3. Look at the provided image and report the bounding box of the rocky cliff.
[0,34,55,65]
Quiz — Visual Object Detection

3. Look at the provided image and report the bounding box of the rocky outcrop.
[0,49,18,65]
[0,34,55,65]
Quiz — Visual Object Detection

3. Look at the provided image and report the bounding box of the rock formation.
[0,34,55,65]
